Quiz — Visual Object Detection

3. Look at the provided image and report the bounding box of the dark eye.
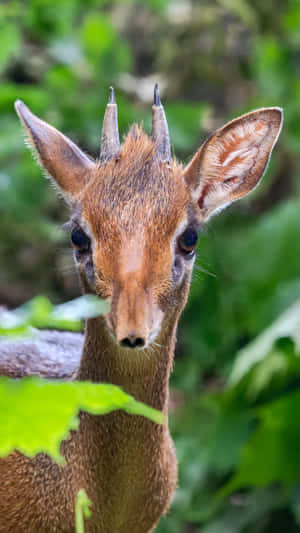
[178,227,198,257]
[71,227,90,252]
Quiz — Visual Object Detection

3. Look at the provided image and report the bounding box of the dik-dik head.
[15,87,282,350]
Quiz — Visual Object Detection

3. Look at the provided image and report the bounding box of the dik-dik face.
[15,88,282,349]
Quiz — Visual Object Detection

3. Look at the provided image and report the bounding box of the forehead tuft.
[82,125,188,237]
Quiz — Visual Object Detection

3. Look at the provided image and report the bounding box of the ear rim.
[184,106,283,219]
[15,100,96,204]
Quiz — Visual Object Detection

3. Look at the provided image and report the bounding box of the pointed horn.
[100,87,120,164]
[152,83,171,162]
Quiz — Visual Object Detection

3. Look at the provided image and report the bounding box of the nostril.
[120,336,146,349]
[134,337,145,347]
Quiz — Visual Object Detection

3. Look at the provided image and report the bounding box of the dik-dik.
[0,86,282,532]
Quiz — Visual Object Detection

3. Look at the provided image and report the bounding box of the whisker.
[56,265,77,274]
[152,341,164,349]
[55,249,77,276]
[142,347,151,360]
[194,264,217,278]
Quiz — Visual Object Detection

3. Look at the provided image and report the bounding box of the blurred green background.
[2,0,300,531]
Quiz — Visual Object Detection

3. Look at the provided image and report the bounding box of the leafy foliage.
[0,295,163,532]
[0,294,109,335]
[0,293,163,463]
[0,376,163,462]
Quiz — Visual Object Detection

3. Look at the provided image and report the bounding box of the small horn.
[100,87,120,163]
[152,83,171,162]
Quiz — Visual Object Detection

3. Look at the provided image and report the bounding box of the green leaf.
[81,14,115,57]
[225,390,300,492]
[80,12,131,75]
[53,295,110,321]
[0,22,21,72]
[0,377,164,462]
[163,102,210,153]
[0,295,110,335]
[230,299,300,385]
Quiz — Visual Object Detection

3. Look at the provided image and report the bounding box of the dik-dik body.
[0,86,282,532]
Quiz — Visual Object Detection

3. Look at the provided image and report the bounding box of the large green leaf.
[225,389,300,491]
[0,377,164,462]
[0,294,110,335]
[230,299,300,385]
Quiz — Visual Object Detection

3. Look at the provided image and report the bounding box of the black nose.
[120,335,146,349]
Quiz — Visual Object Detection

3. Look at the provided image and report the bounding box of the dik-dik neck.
[76,316,177,412]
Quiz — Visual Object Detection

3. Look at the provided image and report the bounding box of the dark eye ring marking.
[178,227,198,258]
[71,227,90,253]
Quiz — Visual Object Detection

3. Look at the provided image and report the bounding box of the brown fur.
[0,104,282,532]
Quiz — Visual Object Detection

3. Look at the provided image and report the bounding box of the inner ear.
[184,107,283,221]
[15,100,96,203]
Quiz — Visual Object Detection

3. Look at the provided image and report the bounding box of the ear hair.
[184,107,283,221]
[15,100,95,204]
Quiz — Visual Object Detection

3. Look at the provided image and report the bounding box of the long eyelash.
[61,221,72,232]
[62,212,83,233]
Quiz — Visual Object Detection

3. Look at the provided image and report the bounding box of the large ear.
[184,108,283,221]
[15,100,95,203]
